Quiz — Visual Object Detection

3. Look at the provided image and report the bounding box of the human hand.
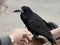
[10,29,32,45]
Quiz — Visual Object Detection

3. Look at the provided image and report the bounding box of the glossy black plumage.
[14,6,56,45]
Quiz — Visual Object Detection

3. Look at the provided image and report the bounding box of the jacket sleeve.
[0,35,12,45]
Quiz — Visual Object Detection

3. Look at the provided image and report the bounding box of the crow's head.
[13,6,32,13]
[21,6,32,13]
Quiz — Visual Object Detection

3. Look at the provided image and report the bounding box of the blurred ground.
[0,0,60,35]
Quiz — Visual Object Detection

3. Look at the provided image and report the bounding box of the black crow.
[13,6,56,45]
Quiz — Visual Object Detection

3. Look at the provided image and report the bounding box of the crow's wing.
[27,19,52,37]
[33,13,53,30]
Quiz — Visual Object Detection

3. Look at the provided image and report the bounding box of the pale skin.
[10,29,32,45]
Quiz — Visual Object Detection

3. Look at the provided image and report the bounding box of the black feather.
[47,22,58,30]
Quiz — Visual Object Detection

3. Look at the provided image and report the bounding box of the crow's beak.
[13,9,24,13]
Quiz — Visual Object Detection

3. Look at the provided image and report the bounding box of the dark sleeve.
[0,35,12,45]
[0,39,1,45]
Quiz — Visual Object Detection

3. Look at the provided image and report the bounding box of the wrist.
[9,35,14,44]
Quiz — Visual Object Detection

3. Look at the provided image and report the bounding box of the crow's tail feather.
[47,37,57,45]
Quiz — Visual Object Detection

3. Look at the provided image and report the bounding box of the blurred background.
[0,0,60,35]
